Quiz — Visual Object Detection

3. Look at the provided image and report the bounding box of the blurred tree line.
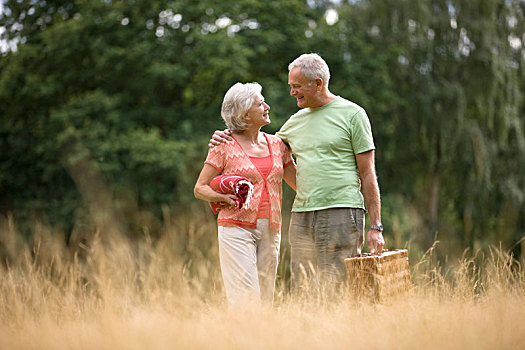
[0,0,524,259]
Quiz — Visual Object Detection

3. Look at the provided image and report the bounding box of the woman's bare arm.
[194,164,237,206]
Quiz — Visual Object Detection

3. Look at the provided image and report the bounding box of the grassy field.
[1,215,524,349]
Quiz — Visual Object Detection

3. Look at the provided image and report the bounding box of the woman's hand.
[218,193,238,207]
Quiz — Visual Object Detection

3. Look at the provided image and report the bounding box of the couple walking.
[194,53,384,306]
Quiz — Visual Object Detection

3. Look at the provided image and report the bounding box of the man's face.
[288,66,320,108]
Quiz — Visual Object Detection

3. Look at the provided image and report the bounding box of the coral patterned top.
[204,133,294,231]
[249,155,272,219]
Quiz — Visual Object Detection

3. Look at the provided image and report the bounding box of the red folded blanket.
[209,175,254,214]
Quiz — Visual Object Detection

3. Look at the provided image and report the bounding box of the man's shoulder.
[276,109,305,137]
[288,107,309,120]
[281,108,309,127]
[331,96,366,115]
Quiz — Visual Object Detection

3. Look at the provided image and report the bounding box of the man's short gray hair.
[288,53,330,88]
[221,82,262,133]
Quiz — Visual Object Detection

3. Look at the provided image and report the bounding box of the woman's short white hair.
[288,53,330,88]
[221,82,262,133]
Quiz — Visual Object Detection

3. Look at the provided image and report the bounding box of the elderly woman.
[194,82,296,306]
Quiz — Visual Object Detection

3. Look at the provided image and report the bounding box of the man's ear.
[315,78,323,91]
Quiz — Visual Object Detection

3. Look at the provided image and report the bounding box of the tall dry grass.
[1,213,524,350]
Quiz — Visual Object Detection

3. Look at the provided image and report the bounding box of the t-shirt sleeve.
[275,125,288,144]
[350,109,376,154]
[204,145,225,172]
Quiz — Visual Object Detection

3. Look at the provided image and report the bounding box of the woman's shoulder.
[264,133,285,145]
[210,138,236,152]
[265,134,289,152]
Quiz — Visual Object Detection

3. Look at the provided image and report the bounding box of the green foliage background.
[1,0,524,262]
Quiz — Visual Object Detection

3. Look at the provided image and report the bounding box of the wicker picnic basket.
[344,249,411,302]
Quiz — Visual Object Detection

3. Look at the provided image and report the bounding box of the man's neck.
[310,91,337,109]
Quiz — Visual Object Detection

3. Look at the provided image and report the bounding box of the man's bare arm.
[283,161,297,191]
[355,149,384,254]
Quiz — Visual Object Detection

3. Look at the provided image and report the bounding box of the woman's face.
[245,93,270,127]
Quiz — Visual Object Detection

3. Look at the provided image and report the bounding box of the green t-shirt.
[276,96,375,212]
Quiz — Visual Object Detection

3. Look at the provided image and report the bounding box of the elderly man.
[210,53,384,292]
